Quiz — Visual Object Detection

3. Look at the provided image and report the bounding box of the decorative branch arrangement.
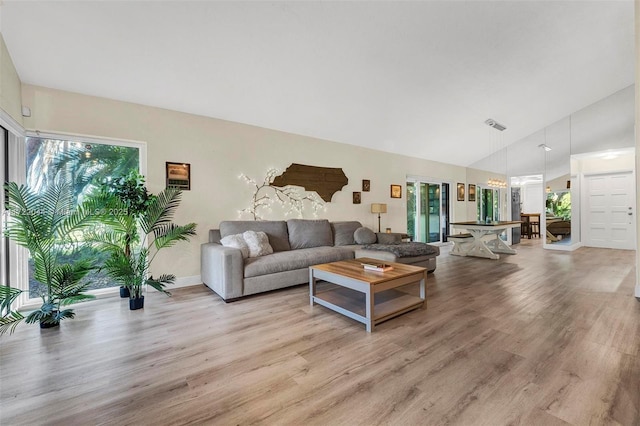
[239,168,325,220]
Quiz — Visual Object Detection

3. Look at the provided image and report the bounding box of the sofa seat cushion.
[244,246,355,278]
[360,242,440,258]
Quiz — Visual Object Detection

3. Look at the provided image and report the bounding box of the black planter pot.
[119,286,130,298]
[39,321,60,329]
[129,296,144,310]
[40,311,60,329]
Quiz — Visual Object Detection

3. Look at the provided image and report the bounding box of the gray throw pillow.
[354,227,377,244]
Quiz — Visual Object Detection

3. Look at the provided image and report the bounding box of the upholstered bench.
[355,241,439,273]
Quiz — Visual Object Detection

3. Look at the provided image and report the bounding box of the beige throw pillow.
[220,233,250,258]
[243,230,274,258]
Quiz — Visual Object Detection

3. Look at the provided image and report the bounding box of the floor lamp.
[370,203,387,233]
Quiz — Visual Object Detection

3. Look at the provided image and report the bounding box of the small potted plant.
[88,172,196,310]
[3,182,98,330]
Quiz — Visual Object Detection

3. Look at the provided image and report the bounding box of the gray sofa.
[201,219,439,301]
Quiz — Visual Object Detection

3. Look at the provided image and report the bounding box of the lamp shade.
[371,203,387,214]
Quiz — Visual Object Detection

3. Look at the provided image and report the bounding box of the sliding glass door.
[477,185,505,223]
[407,179,449,243]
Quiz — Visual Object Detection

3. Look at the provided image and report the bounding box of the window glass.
[26,137,140,297]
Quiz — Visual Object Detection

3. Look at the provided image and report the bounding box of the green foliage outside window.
[546,191,571,220]
[26,138,141,297]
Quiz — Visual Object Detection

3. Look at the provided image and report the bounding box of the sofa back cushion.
[330,221,362,246]
[209,229,222,244]
[219,221,291,252]
[376,232,402,244]
[287,219,333,249]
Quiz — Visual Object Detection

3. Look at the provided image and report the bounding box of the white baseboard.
[173,275,202,288]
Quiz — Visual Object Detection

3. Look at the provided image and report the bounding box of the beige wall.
[0,34,22,125]
[21,84,468,280]
[575,152,635,175]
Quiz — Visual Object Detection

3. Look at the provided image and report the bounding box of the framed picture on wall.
[390,184,402,198]
[457,183,465,201]
[468,184,476,202]
[166,162,191,190]
[362,179,370,192]
[353,192,361,204]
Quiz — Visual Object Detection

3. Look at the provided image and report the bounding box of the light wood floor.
[1,240,639,425]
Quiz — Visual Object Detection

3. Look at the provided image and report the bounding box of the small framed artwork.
[457,183,465,201]
[468,184,476,202]
[353,192,361,204]
[390,184,402,199]
[166,162,191,190]
[362,179,370,192]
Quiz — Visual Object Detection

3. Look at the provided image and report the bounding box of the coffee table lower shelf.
[312,286,424,328]
[310,259,427,332]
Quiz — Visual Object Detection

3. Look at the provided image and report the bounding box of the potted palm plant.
[89,172,196,310]
[0,285,25,336]
[3,182,98,330]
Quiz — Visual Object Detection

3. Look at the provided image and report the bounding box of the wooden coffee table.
[309,258,427,332]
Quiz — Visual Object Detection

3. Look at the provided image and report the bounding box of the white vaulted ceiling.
[0,1,634,167]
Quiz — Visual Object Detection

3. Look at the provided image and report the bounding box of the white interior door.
[583,172,636,249]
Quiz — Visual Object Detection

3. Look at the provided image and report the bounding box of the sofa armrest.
[201,242,244,301]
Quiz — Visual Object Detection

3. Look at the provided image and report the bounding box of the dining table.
[449,221,522,260]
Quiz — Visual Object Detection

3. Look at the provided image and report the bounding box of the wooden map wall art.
[271,163,348,202]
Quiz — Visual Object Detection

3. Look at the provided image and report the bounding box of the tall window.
[24,136,143,298]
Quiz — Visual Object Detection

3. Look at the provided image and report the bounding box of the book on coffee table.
[361,262,394,272]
